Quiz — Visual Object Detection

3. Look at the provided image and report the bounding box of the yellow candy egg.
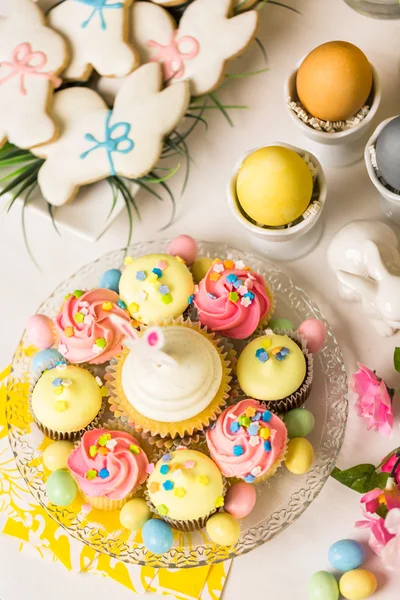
[296,41,372,122]
[191,257,213,284]
[339,569,377,600]
[236,146,313,227]
[120,498,152,531]
[43,441,74,472]
[206,513,240,546]
[285,437,314,475]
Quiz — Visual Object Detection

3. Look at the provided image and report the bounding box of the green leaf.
[331,464,383,493]
[394,347,400,373]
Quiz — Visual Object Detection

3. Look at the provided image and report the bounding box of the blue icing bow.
[80,111,134,177]
[75,0,124,30]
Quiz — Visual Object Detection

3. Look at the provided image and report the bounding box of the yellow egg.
[236,146,313,227]
[285,437,314,475]
[43,441,74,472]
[191,257,213,284]
[120,498,152,531]
[296,41,372,122]
[206,513,240,546]
[339,569,378,600]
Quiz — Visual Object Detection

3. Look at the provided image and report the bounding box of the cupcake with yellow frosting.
[119,253,195,324]
[146,449,225,531]
[106,318,233,442]
[236,331,313,412]
[30,363,105,440]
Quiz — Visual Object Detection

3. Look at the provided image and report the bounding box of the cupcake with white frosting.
[106,317,233,442]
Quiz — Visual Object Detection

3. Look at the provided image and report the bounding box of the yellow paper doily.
[0,364,231,598]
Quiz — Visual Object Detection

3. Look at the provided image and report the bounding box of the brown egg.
[296,41,372,122]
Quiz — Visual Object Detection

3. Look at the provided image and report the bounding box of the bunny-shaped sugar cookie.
[48,0,139,81]
[0,0,68,149]
[327,220,400,337]
[37,62,190,206]
[98,0,259,101]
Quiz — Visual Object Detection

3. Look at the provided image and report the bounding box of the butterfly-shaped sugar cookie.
[48,0,139,81]
[0,0,68,149]
[98,0,259,100]
[36,62,190,206]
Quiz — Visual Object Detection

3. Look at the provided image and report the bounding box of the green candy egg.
[308,571,339,600]
[46,469,77,506]
[268,318,295,331]
[283,408,315,438]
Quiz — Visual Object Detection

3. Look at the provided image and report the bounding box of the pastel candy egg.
[43,441,74,472]
[298,319,327,353]
[224,482,257,519]
[285,437,314,474]
[191,257,213,283]
[26,314,55,349]
[339,569,377,600]
[32,348,63,373]
[308,571,339,600]
[168,235,198,266]
[142,519,174,554]
[120,498,152,530]
[283,408,315,439]
[46,469,77,506]
[99,269,122,293]
[206,513,240,546]
[268,317,295,331]
[328,539,366,572]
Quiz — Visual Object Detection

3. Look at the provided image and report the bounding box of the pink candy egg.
[298,319,327,353]
[26,314,55,349]
[167,235,198,266]
[224,482,257,519]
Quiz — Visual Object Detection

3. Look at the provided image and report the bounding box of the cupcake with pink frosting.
[55,289,132,364]
[206,399,287,484]
[194,260,273,340]
[67,428,149,510]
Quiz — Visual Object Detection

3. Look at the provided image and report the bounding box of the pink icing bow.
[147,32,199,80]
[0,42,62,96]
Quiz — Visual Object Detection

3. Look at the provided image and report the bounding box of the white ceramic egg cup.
[227,142,327,261]
[364,115,400,225]
[284,60,381,168]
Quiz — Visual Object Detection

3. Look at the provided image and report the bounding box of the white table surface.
[1,0,400,598]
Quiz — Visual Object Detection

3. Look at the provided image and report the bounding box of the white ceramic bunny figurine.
[327,220,400,337]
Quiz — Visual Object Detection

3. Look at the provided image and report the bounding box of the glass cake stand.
[6,240,348,568]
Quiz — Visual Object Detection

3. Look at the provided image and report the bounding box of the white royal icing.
[48,0,139,80]
[121,326,223,422]
[0,0,68,149]
[36,62,190,206]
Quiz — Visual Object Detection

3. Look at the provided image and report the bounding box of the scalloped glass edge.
[6,240,348,568]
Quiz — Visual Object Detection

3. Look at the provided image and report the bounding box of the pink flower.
[351,363,394,437]
[381,509,400,570]
[356,510,395,556]
[382,455,400,485]
[361,488,400,514]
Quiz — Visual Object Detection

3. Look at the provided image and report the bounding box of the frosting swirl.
[67,429,149,500]
[121,326,223,422]
[55,289,131,364]
[194,261,271,339]
[206,399,287,482]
